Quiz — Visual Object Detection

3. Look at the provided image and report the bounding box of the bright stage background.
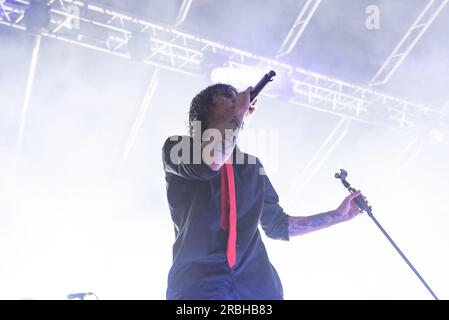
[0,0,448,299]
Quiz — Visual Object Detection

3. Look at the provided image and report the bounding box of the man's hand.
[288,191,368,237]
[335,190,367,222]
[210,86,252,131]
[234,87,252,119]
[205,86,253,171]
[248,99,257,116]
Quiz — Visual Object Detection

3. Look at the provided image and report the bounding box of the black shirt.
[162,135,290,299]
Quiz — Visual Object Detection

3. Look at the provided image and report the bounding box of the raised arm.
[205,86,254,171]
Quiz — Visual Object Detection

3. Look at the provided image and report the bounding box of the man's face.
[209,88,237,125]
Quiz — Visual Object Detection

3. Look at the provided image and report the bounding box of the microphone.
[67,292,87,300]
[67,292,98,300]
[250,70,276,103]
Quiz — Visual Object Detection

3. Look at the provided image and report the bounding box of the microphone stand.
[335,169,439,300]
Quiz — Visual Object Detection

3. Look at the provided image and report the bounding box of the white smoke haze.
[0,0,448,299]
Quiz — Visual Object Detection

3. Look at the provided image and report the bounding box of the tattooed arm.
[288,191,365,237]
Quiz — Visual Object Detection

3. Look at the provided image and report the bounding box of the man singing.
[162,84,366,299]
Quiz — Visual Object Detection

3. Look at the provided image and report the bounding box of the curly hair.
[188,83,237,136]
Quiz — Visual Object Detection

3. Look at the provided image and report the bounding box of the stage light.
[210,65,265,90]
[416,113,446,145]
[24,0,50,34]
[272,71,295,102]
[427,129,444,145]
[200,51,229,81]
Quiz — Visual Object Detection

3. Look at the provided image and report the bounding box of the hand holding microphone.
[250,70,276,103]
[214,70,277,131]
[236,70,276,118]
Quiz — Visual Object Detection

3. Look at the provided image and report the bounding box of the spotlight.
[200,51,229,82]
[427,129,444,145]
[416,113,446,145]
[210,64,265,90]
[24,0,50,34]
[272,71,295,102]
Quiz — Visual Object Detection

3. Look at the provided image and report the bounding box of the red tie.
[220,161,237,268]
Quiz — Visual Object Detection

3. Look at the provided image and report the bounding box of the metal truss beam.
[276,0,321,58]
[120,69,159,171]
[282,66,445,132]
[174,0,192,27]
[370,0,448,87]
[17,34,41,155]
[1,0,446,133]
